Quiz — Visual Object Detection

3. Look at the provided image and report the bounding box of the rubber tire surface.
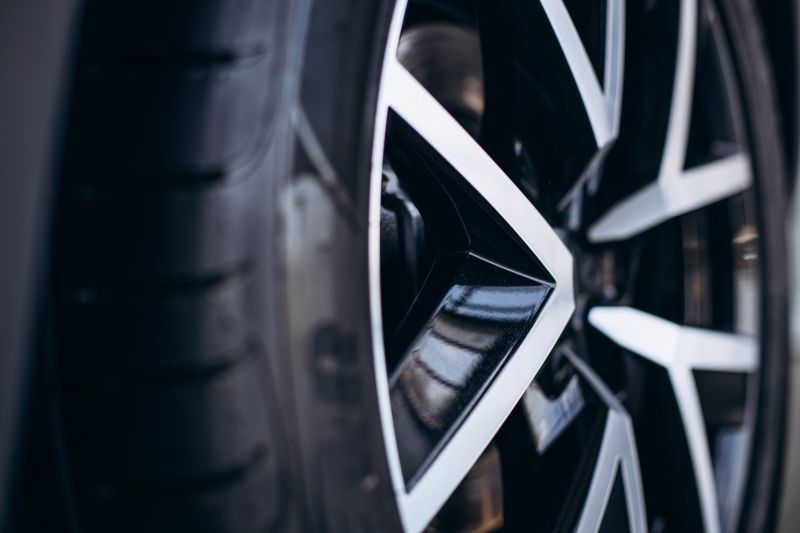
[52,0,396,532]
[717,1,790,532]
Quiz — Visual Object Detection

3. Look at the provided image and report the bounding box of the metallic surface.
[588,0,751,242]
[370,2,577,527]
[588,306,757,533]
[539,0,625,147]
[565,348,647,533]
[523,376,585,454]
[397,23,484,129]
[370,1,767,531]
[427,446,504,533]
[377,56,575,531]
[389,253,551,484]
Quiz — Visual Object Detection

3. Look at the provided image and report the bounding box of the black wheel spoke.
[388,252,551,484]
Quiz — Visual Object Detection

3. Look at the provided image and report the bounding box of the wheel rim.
[369,1,763,531]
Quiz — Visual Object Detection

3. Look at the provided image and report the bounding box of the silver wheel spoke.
[540,0,625,147]
[588,153,751,242]
[587,306,757,372]
[384,57,573,279]
[564,349,647,533]
[588,0,751,243]
[588,306,758,533]
[376,57,576,532]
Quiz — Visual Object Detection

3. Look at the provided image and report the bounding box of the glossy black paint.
[387,113,553,280]
[478,0,610,209]
[381,168,429,336]
[388,252,551,485]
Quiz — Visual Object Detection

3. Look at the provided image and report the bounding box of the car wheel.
[47,0,788,532]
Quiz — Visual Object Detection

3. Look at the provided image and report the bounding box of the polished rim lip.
[368,0,411,529]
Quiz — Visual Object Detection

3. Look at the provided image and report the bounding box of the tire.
[37,1,790,533]
[53,2,298,532]
[715,3,789,532]
[50,1,402,532]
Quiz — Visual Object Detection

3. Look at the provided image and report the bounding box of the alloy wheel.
[371,0,764,531]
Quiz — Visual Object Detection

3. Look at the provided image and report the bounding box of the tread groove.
[114,168,228,189]
[68,261,255,300]
[69,340,259,389]
[54,1,291,529]
[118,444,269,498]
[93,45,268,70]
[137,261,254,295]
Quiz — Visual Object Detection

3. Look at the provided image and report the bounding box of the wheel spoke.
[539,0,625,147]
[564,349,647,533]
[660,0,698,181]
[385,58,571,280]
[588,306,758,533]
[588,0,752,243]
[588,153,751,242]
[587,306,757,372]
[377,58,576,531]
[387,253,552,482]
